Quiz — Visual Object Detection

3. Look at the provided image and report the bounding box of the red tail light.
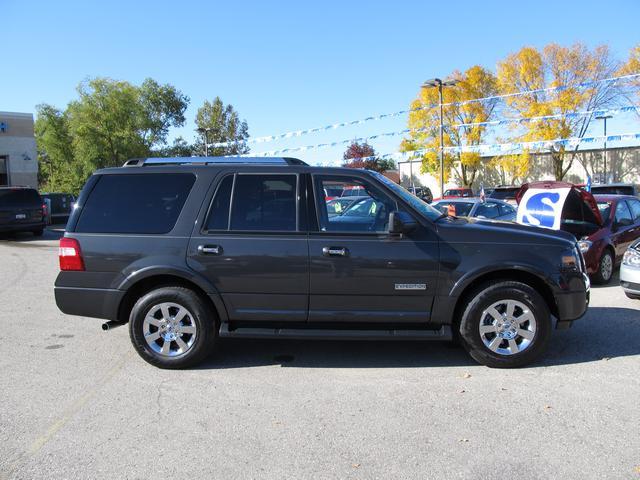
[59,237,85,271]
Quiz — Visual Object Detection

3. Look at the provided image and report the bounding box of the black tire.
[129,286,217,369]
[32,229,44,237]
[592,250,614,285]
[458,281,552,368]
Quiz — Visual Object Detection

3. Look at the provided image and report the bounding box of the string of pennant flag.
[310,132,640,167]
[208,72,640,149]
[241,105,640,158]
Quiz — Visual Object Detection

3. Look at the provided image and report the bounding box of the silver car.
[431,197,517,221]
[620,239,640,299]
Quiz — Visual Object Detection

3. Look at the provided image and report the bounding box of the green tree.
[193,97,249,156]
[35,77,189,193]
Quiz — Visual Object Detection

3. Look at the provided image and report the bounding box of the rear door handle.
[198,244,223,255]
[322,246,349,257]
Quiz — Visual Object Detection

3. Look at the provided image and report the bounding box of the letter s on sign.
[523,192,560,228]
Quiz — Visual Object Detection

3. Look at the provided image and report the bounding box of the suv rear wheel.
[458,281,551,368]
[129,286,216,369]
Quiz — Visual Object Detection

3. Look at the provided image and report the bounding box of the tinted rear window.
[75,173,195,234]
[489,189,518,200]
[0,189,41,207]
[591,186,635,195]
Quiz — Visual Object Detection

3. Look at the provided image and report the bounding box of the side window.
[230,174,297,231]
[204,175,234,231]
[614,201,633,225]
[628,199,640,222]
[314,175,397,233]
[75,173,195,234]
[475,202,500,219]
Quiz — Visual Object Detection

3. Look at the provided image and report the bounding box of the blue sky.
[2,0,639,165]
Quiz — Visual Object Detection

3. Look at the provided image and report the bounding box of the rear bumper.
[0,221,45,233]
[54,286,124,321]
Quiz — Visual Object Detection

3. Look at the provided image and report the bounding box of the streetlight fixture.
[422,78,459,197]
[595,114,612,184]
[197,128,212,157]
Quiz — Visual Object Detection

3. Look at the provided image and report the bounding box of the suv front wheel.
[458,281,551,368]
[129,286,216,369]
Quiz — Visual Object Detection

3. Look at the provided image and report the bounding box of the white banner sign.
[516,187,571,230]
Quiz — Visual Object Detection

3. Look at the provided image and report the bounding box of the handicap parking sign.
[516,187,571,230]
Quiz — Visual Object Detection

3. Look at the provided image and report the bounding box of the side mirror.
[388,211,417,235]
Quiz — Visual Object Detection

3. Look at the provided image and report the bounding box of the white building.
[0,111,38,188]
[398,145,640,196]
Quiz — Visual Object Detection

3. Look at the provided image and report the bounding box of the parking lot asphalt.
[1,228,639,480]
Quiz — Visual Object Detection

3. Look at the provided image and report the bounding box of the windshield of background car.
[371,171,443,221]
[342,198,376,217]
[326,198,353,215]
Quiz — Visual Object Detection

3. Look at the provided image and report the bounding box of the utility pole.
[595,114,612,183]
[422,78,459,197]
[197,128,211,157]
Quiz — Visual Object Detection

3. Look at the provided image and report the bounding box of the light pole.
[422,78,458,197]
[595,114,612,184]
[197,128,211,157]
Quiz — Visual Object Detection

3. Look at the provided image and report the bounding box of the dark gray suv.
[55,157,590,369]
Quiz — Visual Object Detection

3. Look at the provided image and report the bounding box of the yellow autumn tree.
[400,65,498,188]
[619,44,640,104]
[497,43,620,180]
[490,150,531,185]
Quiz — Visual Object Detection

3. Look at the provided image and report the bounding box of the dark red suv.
[516,181,640,283]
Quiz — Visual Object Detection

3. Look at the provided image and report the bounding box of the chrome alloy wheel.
[600,253,613,281]
[143,302,197,357]
[478,299,536,356]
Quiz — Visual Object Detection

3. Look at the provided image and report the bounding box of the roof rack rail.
[123,156,308,167]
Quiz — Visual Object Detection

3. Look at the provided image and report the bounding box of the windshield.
[343,198,377,217]
[370,171,443,221]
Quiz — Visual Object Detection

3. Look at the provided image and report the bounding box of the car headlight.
[577,239,592,254]
[623,247,640,268]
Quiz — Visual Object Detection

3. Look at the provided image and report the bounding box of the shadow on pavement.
[196,306,640,370]
[0,226,64,244]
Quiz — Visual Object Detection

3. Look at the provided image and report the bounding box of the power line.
[209,73,640,148]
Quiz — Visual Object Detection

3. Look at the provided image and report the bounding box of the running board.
[219,324,452,341]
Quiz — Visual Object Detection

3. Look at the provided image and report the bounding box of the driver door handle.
[198,244,223,255]
[322,246,349,257]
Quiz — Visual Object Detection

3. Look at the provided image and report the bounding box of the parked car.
[432,198,517,221]
[41,193,76,225]
[489,185,521,204]
[341,185,367,197]
[55,156,589,369]
[408,186,433,204]
[323,186,343,201]
[0,187,46,236]
[442,188,474,199]
[326,195,370,217]
[620,239,640,299]
[589,183,639,197]
[516,181,640,284]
